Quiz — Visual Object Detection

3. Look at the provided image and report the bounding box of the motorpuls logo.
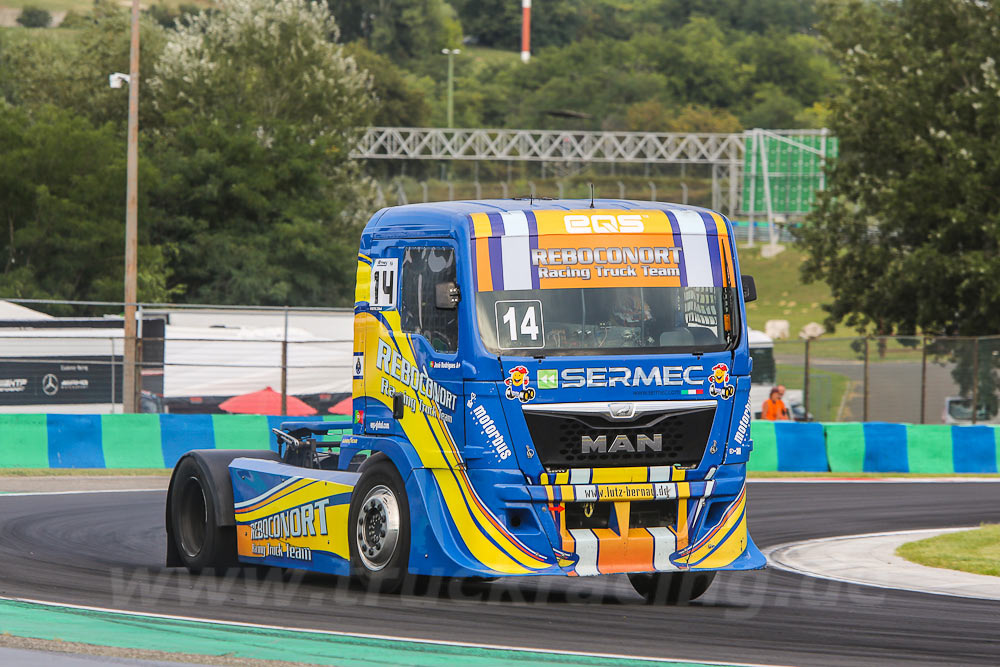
[468,394,512,461]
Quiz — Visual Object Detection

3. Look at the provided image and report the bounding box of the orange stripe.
[711,212,736,287]
[626,528,655,572]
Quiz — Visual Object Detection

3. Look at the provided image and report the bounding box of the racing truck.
[165,199,766,604]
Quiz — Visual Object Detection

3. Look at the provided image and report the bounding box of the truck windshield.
[476,286,739,356]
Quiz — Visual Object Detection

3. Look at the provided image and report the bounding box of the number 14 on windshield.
[495,300,544,350]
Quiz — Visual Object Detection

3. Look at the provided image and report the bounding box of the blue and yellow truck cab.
[165,199,765,603]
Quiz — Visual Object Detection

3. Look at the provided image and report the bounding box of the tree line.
[0,0,837,309]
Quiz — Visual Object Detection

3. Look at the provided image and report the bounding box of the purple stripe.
[526,210,541,289]
[467,216,479,292]
[699,211,724,287]
[487,213,505,291]
[665,211,688,287]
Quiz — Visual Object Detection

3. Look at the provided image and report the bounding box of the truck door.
[362,241,465,450]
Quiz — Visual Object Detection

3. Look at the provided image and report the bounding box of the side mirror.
[435,281,461,309]
[741,275,757,303]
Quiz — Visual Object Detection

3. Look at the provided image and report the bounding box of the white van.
[747,328,808,421]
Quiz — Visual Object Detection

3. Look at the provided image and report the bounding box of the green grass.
[897,524,1000,577]
[771,364,850,421]
[737,243,838,337]
[0,24,81,43]
[0,468,170,477]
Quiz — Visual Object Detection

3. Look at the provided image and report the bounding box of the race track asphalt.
[1,482,998,667]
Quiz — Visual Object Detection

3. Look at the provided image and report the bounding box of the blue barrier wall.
[0,414,353,469]
[0,415,998,472]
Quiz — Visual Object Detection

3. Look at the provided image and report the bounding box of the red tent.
[328,396,353,415]
[219,387,317,416]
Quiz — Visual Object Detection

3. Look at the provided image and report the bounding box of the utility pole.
[521,0,532,63]
[122,0,140,413]
[442,48,461,128]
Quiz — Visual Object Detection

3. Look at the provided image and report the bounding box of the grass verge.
[897,524,1000,577]
[0,468,171,476]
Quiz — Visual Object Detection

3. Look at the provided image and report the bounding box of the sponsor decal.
[531,246,682,282]
[42,374,59,396]
[0,378,27,393]
[563,213,645,234]
[579,483,676,501]
[250,499,330,539]
[558,365,704,388]
[707,363,735,400]
[374,339,458,413]
[247,498,333,562]
[733,403,751,445]
[40,373,89,395]
[503,365,536,403]
[367,419,391,432]
[341,435,359,446]
[471,403,512,461]
[537,369,558,389]
[353,353,364,380]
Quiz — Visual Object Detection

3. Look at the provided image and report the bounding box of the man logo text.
[581,434,662,454]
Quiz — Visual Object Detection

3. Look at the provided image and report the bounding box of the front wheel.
[348,462,411,593]
[628,571,716,605]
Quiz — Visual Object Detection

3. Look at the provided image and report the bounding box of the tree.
[799,0,1000,413]
[16,6,51,28]
[148,0,376,306]
[345,43,430,126]
[0,103,172,305]
[5,2,165,129]
[326,0,461,61]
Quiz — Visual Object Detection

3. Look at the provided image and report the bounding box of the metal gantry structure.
[353,127,746,165]
[352,127,834,246]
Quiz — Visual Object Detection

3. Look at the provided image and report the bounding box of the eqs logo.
[564,214,644,234]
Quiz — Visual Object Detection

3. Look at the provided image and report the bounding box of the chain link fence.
[768,335,1000,425]
[0,299,353,415]
[4,299,999,424]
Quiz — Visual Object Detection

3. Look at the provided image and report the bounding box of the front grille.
[524,406,715,469]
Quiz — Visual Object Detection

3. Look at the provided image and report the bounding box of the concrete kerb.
[764,527,1000,602]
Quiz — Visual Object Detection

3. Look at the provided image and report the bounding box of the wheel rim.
[356,484,400,571]
[177,475,208,558]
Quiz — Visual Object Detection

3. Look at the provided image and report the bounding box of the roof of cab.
[364,199,726,238]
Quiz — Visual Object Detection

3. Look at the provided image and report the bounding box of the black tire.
[169,457,235,573]
[348,461,411,594]
[628,571,716,605]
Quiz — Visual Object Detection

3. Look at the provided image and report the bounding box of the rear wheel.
[628,571,716,605]
[348,462,410,593]
[170,457,234,573]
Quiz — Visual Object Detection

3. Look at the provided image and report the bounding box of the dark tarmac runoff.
[1,481,998,666]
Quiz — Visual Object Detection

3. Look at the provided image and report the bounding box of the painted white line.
[0,594,793,667]
[0,489,164,497]
[748,477,1000,483]
[764,527,1000,601]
